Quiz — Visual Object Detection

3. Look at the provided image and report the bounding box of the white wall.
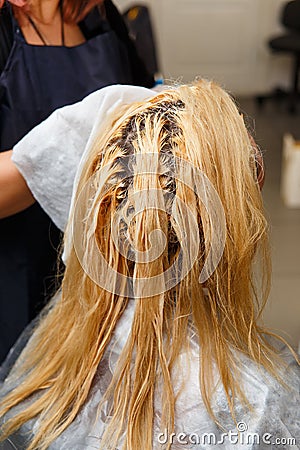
[116,0,291,95]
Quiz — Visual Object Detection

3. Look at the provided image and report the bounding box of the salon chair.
[256,0,300,113]
[123,4,159,78]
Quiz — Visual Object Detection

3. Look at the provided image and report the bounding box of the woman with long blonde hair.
[0,80,299,449]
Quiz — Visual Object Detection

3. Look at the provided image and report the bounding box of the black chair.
[257,0,300,113]
[123,5,159,78]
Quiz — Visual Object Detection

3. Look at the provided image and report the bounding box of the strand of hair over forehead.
[0,80,291,450]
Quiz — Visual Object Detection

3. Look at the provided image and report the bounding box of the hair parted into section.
[0,80,290,450]
[0,0,104,23]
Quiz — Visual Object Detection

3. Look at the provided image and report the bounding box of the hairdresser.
[0,0,154,363]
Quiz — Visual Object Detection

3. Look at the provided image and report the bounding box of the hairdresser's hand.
[0,150,35,218]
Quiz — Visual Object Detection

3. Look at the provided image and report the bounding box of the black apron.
[0,5,133,362]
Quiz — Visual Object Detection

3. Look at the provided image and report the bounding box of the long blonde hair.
[0,80,287,449]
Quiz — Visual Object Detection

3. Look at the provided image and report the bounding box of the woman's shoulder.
[79,1,128,39]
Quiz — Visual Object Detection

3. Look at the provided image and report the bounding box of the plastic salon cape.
[0,0,154,363]
[0,303,299,449]
[0,85,299,449]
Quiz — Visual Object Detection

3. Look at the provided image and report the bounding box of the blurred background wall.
[116,0,290,95]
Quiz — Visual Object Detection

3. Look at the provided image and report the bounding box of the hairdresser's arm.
[0,150,35,218]
[10,85,155,230]
[0,86,180,221]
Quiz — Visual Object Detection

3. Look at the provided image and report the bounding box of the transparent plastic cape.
[0,299,299,450]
